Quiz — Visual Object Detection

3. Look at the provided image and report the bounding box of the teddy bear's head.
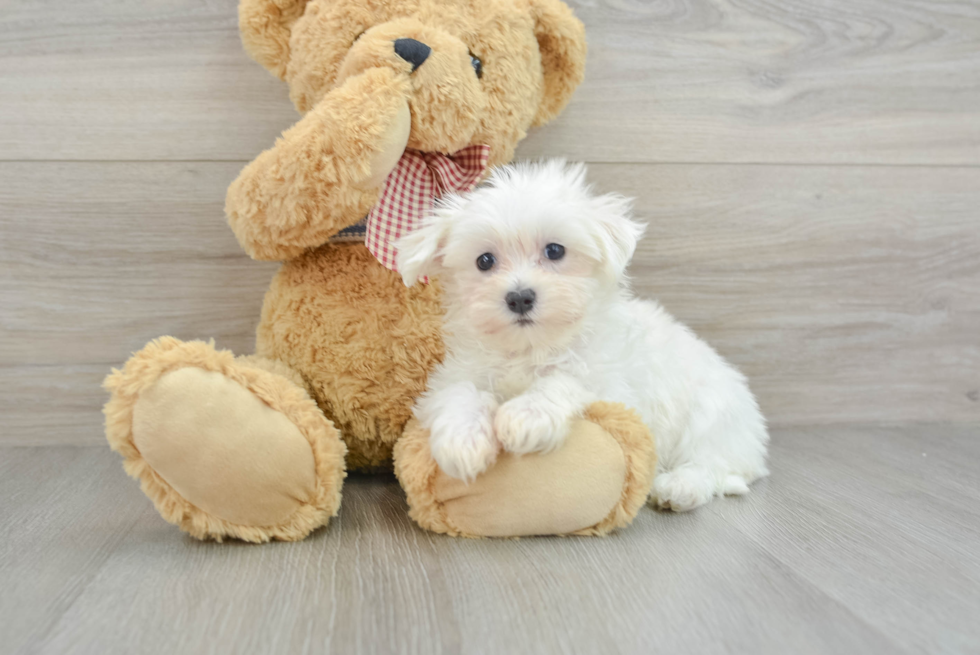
[239,0,586,165]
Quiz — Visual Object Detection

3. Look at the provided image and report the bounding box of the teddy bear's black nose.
[394,38,431,72]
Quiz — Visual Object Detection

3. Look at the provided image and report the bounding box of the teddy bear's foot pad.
[395,402,657,537]
[132,367,317,527]
[104,337,346,542]
[432,419,628,536]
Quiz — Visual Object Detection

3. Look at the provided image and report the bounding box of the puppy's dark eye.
[544,243,565,261]
[469,52,483,79]
[476,252,495,271]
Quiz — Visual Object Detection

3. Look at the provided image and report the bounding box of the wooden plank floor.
[2,424,979,655]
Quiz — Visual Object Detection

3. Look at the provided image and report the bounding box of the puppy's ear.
[395,210,452,286]
[592,194,646,281]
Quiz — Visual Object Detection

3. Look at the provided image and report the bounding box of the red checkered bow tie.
[365,145,491,278]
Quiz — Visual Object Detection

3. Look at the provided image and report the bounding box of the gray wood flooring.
[2,424,979,655]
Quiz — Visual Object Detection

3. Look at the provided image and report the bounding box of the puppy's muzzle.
[505,289,536,315]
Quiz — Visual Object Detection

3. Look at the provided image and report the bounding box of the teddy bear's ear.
[239,0,310,79]
[529,0,588,126]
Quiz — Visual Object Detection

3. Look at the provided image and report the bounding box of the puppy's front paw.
[429,415,498,483]
[494,395,569,455]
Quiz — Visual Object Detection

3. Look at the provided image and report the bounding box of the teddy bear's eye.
[476,252,495,271]
[544,243,565,261]
[469,52,483,79]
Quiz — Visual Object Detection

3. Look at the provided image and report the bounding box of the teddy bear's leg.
[394,402,656,537]
[103,337,347,543]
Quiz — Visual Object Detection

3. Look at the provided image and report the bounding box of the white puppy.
[395,160,769,511]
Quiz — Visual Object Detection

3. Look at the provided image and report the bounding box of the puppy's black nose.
[394,38,431,71]
[505,289,536,315]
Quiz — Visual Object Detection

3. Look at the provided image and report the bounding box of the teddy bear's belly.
[255,243,445,470]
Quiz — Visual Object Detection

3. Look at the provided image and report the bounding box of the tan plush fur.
[102,0,655,542]
[103,338,346,543]
[237,0,587,469]
[576,403,658,536]
[227,0,587,261]
[256,243,445,470]
[393,402,657,537]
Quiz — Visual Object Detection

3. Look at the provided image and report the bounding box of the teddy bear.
[103,0,657,542]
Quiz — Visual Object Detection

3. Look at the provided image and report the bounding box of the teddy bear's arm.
[226,67,412,261]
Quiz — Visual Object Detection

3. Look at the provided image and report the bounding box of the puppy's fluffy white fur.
[396,160,769,511]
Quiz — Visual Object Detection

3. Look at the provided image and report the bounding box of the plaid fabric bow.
[365,144,491,276]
